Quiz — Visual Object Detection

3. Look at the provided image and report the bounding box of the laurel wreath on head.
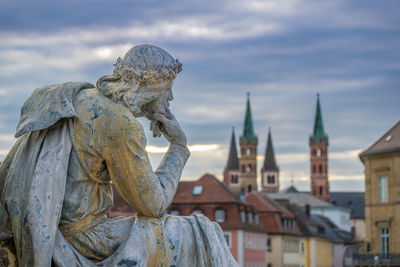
[113,57,182,86]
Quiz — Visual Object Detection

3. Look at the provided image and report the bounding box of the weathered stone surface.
[0,239,17,267]
[0,45,238,266]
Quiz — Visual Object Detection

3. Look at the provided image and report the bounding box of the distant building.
[331,192,365,241]
[358,121,400,264]
[261,128,280,192]
[267,186,351,232]
[223,127,241,190]
[309,94,330,202]
[169,173,268,267]
[245,191,305,267]
[238,93,258,194]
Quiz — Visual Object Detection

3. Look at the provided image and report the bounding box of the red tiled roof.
[245,191,292,217]
[172,173,242,204]
[245,191,301,235]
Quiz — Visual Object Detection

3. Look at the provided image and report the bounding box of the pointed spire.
[226,127,239,170]
[313,93,327,143]
[263,127,279,171]
[242,93,256,143]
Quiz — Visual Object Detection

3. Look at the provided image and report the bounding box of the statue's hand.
[152,112,187,146]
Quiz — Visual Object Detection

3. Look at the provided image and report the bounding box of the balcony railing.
[353,254,400,266]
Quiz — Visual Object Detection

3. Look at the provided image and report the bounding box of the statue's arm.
[105,118,190,218]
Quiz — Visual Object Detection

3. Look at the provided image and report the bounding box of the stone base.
[0,239,17,267]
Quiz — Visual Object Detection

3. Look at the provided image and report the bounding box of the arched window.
[247,148,252,156]
[242,165,246,173]
[319,186,323,196]
[248,184,252,193]
[317,149,322,157]
[319,164,323,174]
[313,164,316,174]
[312,149,316,156]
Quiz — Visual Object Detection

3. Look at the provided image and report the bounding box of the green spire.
[313,93,327,142]
[242,93,256,143]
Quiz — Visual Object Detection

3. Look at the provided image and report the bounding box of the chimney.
[305,204,311,217]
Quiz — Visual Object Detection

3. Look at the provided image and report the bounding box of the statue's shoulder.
[73,88,143,138]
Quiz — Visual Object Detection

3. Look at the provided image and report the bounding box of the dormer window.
[215,209,225,223]
[247,212,253,224]
[240,211,246,223]
[192,185,203,195]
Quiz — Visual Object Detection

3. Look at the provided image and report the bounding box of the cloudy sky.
[0,0,399,192]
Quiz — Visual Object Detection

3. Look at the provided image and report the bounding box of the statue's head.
[97,44,182,118]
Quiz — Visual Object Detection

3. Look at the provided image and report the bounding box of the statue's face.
[134,79,174,119]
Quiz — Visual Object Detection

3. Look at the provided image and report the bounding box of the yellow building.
[359,121,400,265]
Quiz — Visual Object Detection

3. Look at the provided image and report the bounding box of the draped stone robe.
[0,83,238,267]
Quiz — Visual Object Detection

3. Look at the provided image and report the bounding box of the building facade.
[169,173,268,267]
[359,121,400,263]
[245,191,306,267]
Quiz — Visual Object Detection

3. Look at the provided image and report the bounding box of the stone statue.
[0,45,238,266]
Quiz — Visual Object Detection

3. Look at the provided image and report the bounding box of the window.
[248,184,252,193]
[380,228,389,254]
[267,175,275,184]
[247,212,253,224]
[379,176,388,203]
[247,164,252,173]
[192,185,203,195]
[300,241,305,254]
[283,239,300,253]
[282,219,295,230]
[247,148,252,155]
[319,186,323,196]
[231,174,239,184]
[170,210,180,216]
[242,165,246,172]
[215,209,225,223]
[255,214,259,224]
[267,238,272,251]
[240,211,246,223]
[319,164,323,174]
[312,164,316,174]
[223,232,232,248]
[317,148,321,157]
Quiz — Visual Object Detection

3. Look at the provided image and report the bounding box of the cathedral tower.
[310,93,330,202]
[261,128,279,192]
[239,93,258,194]
[223,127,240,190]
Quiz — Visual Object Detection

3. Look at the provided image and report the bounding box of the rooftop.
[360,120,400,158]
[330,192,365,219]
